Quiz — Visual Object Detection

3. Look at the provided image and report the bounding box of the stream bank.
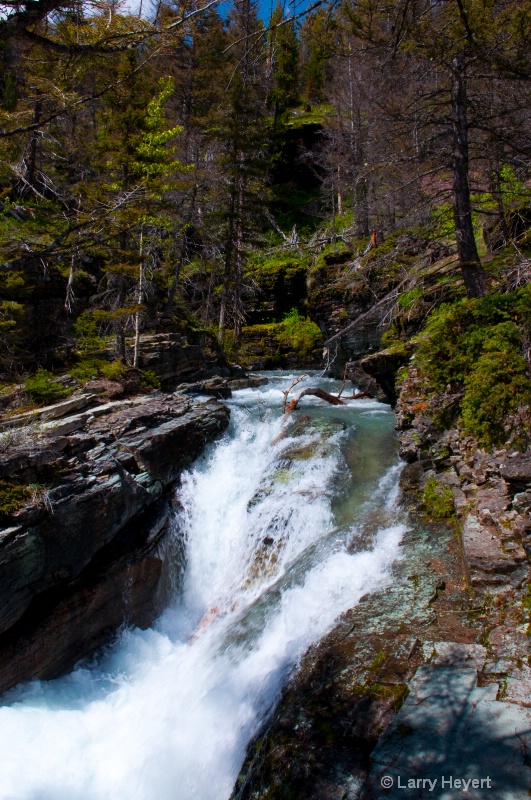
[234,357,531,798]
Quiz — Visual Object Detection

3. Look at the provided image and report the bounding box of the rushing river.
[0,373,406,800]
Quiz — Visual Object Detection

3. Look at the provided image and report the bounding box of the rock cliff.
[0,391,230,694]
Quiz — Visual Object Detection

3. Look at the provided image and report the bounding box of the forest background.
[1,0,531,440]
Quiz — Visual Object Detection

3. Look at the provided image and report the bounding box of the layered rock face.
[396,365,530,595]
[0,392,230,694]
[131,332,240,388]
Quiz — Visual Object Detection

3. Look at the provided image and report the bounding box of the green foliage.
[0,481,27,518]
[279,308,322,356]
[268,4,300,115]
[133,77,184,186]
[422,476,455,519]
[24,370,72,404]
[72,313,107,355]
[69,359,101,382]
[140,370,161,389]
[99,360,128,380]
[415,287,531,446]
[69,356,130,383]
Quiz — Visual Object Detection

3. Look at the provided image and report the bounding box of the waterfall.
[0,374,406,800]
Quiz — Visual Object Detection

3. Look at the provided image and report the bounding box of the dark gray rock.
[0,393,230,692]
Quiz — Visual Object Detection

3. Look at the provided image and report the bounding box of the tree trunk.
[166,185,197,316]
[219,188,236,343]
[133,229,144,369]
[450,54,488,298]
[233,169,245,345]
[26,98,42,190]
[355,174,370,238]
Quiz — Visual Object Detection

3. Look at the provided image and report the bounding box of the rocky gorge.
[0,233,530,798]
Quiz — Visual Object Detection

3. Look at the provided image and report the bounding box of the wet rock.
[399,462,425,492]
[233,520,478,800]
[360,349,411,407]
[367,658,531,800]
[398,430,420,464]
[179,377,232,399]
[227,377,270,391]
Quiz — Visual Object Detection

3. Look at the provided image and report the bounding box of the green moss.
[352,682,408,710]
[368,651,388,671]
[241,309,322,361]
[521,584,531,611]
[422,476,455,519]
[286,104,334,126]
[0,481,27,518]
[280,308,322,356]
[414,287,531,447]
[398,286,423,309]
[461,349,531,447]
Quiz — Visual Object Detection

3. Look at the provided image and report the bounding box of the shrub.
[140,370,161,389]
[69,359,101,382]
[24,370,71,404]
[72,312,106,354]
[99,360,128,380]
[398,286,423,309]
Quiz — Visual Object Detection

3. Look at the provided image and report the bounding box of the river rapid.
[0,373,406,800]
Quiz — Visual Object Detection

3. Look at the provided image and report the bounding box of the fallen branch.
[282,374,307,414]
[343,391,374,400]
[288,387,347,411]
[337,361,349,400]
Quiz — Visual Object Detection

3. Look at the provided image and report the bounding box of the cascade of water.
[0,374,405,800]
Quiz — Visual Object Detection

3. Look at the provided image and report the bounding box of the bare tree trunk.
[233,169,245,345]
[219,191,236,343]
[133,228,144,369]
[64,246,76,314]
[115,230,128,362]
[450,54,488,298]
[337,164,343,216]
[355,174,370,238]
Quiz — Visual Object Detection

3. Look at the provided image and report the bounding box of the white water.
[0,374,405,800]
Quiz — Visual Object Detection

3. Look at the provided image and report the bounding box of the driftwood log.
[288,388,347,411]
[287,387,374,411]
